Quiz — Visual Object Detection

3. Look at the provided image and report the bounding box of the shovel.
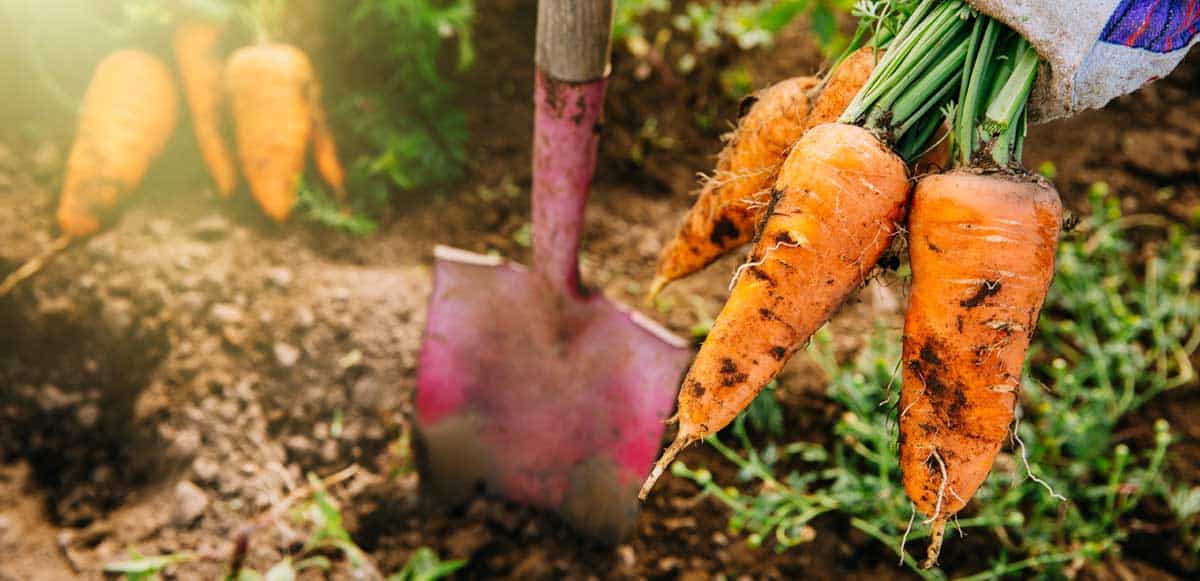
[413,0,691,543]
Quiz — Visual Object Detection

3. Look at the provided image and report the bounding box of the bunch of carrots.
[643,0,1061,568]
[0,3,346,297]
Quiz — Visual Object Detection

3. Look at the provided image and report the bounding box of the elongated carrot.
[641,0,973,498]
[175,20,238,197]
[649,47,884,300]
[226,43,316,221]
[648,76,816,298]
[900,171,1060,566]
[57,49,179,237]
[310,82,347,202]
[901,20,1055,568]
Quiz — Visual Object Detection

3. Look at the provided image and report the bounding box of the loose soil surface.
[1,2,1197,579]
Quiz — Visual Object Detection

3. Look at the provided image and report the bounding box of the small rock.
[284,436,314,456]
[148,219,173,237]
[192,457,220,482]
[511,549,551,578]
[319,440,339,463]
[172,429,202,457]
[210,303,243,324]
[75,403,100,428]
[191,216,231,241]
[265,267,293,288]
[445,524,491,558]
[617,545,636,568]
[273,342,301,367]
[173,481,208,525]
[294,307,316,329]
[101,298,136,336]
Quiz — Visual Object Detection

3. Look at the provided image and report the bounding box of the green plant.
[388,547,466,581]
[614,0,855,86]
[674,184,1199,577]
[321,0,475,223]
[104,550,196,581]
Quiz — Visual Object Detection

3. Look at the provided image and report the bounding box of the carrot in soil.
[175,20,238,197]
[647,76,817,300]
[899,21,1058,568]
[640,0,974,498]
[1,49,178,297]
[226,43,316,221]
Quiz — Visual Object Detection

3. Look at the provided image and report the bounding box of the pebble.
[173,481,209,525]
[75,403,100,428]
[192,457,220,482]
[273,342,301,367]
[210,303,244,325]
[265,267,293,288]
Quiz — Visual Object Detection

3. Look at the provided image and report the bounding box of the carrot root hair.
[0,235,72,298]
[638,431,697,500]
[922,518,947,570]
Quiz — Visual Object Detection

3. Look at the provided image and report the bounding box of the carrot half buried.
[1,49,178,297]
[900,23,1059,568]
[175,20,238,197]
[640,0,974,498]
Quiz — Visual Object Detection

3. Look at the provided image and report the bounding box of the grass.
[673,183,1199,578]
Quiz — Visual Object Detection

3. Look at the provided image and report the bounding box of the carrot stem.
[984,39,1039,135]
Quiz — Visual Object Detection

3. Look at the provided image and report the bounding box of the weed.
[675,184,1199,577]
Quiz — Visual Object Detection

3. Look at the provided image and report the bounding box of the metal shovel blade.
[415,246,691,542]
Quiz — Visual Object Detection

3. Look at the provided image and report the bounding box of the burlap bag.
[970,0,1199,122]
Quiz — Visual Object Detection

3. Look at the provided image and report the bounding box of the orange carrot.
[641,123,911,496]
[310,82,347,202]
[899,171,1060,566]
[803,47,878,130]
[175,20,238,197]
[649,76,816,299]
[57,49,179,237]
[225,43,316,221]
[649,47,883,300]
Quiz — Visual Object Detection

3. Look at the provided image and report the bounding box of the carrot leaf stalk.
[839,0,971,154]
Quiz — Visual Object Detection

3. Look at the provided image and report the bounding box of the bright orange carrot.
[899,171,1060,565]
[803,47,878,130]
[226,43,316,221]
[649,47,883,300]
[649,76,816,299]
[57,49,179,237]
[175,20,238,197]
[642,123,911,495]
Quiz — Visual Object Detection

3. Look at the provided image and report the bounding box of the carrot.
[899,20,1056,568]
[640,0,973,499]
[900,171,1059,565]
[175,20,238,198]
[310,86,347,202]
[226,43,316,221]
[57,49,179,237]
[803,47,878,130]
[648,47,886,301]
[648,76,817,299]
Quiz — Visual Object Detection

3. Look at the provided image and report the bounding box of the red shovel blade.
[415,246,691,541]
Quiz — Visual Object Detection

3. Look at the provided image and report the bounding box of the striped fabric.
[1101,0,1200,53]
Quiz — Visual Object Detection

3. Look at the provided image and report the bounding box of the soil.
[1,2,1198,580]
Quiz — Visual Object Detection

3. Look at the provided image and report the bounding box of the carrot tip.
[638,431,695,501]
[921,518,947,570]
[644,276,669,305]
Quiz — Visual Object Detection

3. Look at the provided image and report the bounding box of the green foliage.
[674,185,1199,578]
[387,547,467,581]
[614,0,855,83]
[104,550,195,581]
[298,179,378,236]
[323,0,474,222]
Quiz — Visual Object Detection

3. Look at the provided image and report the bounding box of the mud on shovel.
[413,0,692,543]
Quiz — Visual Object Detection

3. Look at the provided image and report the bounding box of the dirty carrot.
[57,49,179,237]
[641,0,972,499]
[226,43,317,221]
[175,20,239,197]
[648,75,817,300]
[898,21,1059,568]
[2,49,178,297]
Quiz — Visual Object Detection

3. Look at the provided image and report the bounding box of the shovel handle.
[531,0,614,296]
